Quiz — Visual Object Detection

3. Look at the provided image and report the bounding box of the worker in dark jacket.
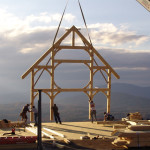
[52,104,61,124]
[20,104,31,124]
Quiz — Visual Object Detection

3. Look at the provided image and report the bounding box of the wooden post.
[72,30,75,46]
[107,69,111,114]
[89,50,94,119]
[30,70,34,121]
[50,47,54,120]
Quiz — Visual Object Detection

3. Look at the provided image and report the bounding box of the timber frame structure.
[22,25,120,121]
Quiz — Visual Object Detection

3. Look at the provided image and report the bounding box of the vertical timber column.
[107,69,111,114]
[89,50,94,119]
[30,70,34,121]
[50,47,54,120]
[72,30,75,46]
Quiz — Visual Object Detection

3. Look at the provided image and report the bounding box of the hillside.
[0,83,150,122]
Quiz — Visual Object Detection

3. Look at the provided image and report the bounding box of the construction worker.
[52,104,62,124]
[89,100,97,123]
[31,106,38,126]
[20,104,31,124]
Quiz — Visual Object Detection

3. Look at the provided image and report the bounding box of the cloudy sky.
[0,0,150,103]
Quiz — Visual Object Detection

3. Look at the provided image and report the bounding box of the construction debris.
[129,112,143,120]
[112,121,150,148]
[0,120,25,128]
[122,112,143,121]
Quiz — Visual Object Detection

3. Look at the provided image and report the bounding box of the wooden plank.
[54,59,91,63]
[29,124,54,139]
[35,65,52,69]
[43,127,65,138]
[113,125,128,129]
[97,121,128,125]
[128,125,150,131]
[127,121,137,125]
[42,130,55,139]
[118,132,150,138]
[26,127,37,135]
[59,46,88,50]
[33,88,109,92]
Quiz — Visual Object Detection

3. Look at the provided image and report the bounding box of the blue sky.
[0,0,150,103]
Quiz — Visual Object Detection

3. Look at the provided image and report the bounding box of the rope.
[34,56,51,86]
[34,0,107,86]
[52,0,69,45]
[93,59,108,84]
[34,0,69,86]
[78,0,92,46]
[78,0,108,84]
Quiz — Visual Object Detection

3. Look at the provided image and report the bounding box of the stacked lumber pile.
[112,125,150,148]
[129,112,142,120]
[128,125,150,131]
[113,132,150,147]
[97,121,128,125]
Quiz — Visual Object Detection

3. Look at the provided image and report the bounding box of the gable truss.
[22,25,120,121]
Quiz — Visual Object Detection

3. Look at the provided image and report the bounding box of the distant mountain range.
[111,83,150,99]
[0,83,150,122]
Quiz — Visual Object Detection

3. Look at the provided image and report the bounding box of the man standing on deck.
[89,99,97,123]
[52,104,62,124]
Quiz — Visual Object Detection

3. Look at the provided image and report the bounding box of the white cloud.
[0,8,149,55]
[96,47,150,54]
[20,48,34,54]
[114,67,150,71]
[88,23,149,47]
[89,23,117,32]
[0,8,75,37]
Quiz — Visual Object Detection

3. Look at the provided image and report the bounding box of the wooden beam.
[107,69,111,114]
[43,127,65,138]
[89,50,94,119]
[50,49,54,120]
[33,88,109,92]
[30,70,34,121]
[35,65,52,69]
[42,130,55,139]
[59,46,88,50]
[72,30,75,46]
[54,59,91,63]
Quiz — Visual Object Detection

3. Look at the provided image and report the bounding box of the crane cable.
[52,0,69,45]
[34,0,107,86]
[34,0,69,86]
[78,0,107,84]
[78,0,92,46]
